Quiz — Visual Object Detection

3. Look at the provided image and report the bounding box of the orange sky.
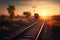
[0,1,60,16]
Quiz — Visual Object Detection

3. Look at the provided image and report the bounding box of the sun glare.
[41,11,47,16]
[40,10,48,19]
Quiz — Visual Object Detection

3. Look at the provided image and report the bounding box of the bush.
[13,20,27,25]
[1,20,12,26]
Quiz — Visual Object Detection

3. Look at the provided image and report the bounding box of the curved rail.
[35,20,45,40]
[3,20,40,40]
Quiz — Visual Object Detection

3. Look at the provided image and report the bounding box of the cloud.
[0,0,60,7]
[38,0,60,1]
[0,0,60,4]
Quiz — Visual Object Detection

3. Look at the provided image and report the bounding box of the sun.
[40,10,48,19]
[41,11,47,16]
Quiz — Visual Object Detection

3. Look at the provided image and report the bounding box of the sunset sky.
[0,0,60,16]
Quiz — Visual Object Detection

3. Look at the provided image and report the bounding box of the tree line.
[7,5,39,19]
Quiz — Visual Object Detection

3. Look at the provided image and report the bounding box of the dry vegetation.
[0,17,31,31]
[47,20,60,27]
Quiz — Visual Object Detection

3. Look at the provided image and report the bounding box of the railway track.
[2,20,45,40]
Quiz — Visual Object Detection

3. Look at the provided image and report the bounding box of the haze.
[0,0,60,16]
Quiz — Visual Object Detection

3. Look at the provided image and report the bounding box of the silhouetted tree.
[1,15,5,20]
[34,13,39,19]
[0,15,5,26]
[7,5,15,18]
[23,12,31,18]
[52,15,60,21]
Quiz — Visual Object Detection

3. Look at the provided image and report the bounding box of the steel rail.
[35,20,45,40]
[3,20,40,40]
